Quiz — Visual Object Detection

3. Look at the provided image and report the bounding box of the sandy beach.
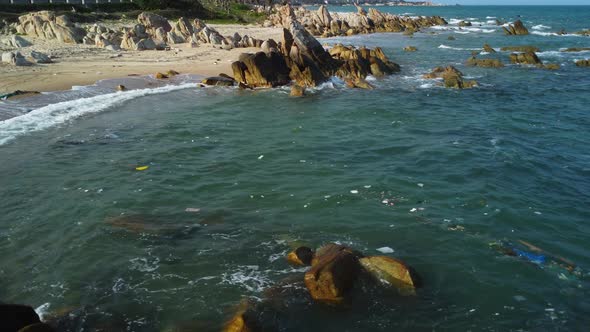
[0,24,282,93]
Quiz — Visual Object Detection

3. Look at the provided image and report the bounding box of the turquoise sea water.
[1,5,590,331]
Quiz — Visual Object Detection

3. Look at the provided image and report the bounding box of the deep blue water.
[1,5,589,332]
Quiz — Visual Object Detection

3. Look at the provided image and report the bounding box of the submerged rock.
[424,66,477,89]
[501,45,540,53]
[403,46,418,52]
[482,43,496,53]
[466,56,504,68]
[201,76,235,87]
[359,256,421,296]
[576,60,590,67]
[562,47,590,52]
[304,243,362,304]
[509,51,542,65]
[503,20,529,35]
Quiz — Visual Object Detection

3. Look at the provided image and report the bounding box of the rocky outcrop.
[466,56,504,68]
[501,45,540,52]
[265,4,447,37]
[232,51,291,88]
[575,29,590,36]
[424,66,477,89]
[304,243,362,304]
[503,20,529,35]
[359,256,421,296]
[16,11,85,43]
[287,246,314,265]
[138,12,172,33]
[404,46,418,52]
[458,20,472,27]
[576,60,590,67]
[290,84,305,97]
[509,51,542,65]
[482,43,496,53]
[231,21,400,89]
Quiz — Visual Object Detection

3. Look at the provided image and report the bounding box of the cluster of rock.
[10,11,265,53]
[16,11,86,44]
[423,66,477,89]
[575,59,590,67]
[201,16,401,92]
[503,20,529,35]
[265,5,447,37]
[224,243,421,331]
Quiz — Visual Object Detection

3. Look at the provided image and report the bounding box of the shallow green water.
[1,5,590,332]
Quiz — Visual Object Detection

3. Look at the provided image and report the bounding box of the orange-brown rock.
[359,256,421,296]
[503,20,529,35]
[304,243,361,304]
[509,51,542,65]
[287,246,313,264]
[424,66,477,89]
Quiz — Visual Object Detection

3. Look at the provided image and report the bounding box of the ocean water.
[1,5,590,332]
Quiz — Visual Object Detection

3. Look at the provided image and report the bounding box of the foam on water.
[0,83,195,146]
[531,31,583,37]
[438,44,480,51]
[532,24,551,30]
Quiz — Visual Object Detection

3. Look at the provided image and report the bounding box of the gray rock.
[29,50,52,63]
[104,44,120,51]
[11,35,32,48]
[2,51,31,66]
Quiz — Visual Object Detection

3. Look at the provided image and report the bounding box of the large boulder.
[231,51,291,88]
[509,51,542,65]
[503,20,529,35]
[359,256,421,296]
[304,243,362,304]
[28,50,52,64]
[2,51,31,66]
[137,12,171,33]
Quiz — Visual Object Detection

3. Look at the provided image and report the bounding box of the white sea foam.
[220,265,273,293]
[438,44,480,51]
[486,16,497,19]
[532,24,551,30]
[35,303,51,320]
[0,83,195,146]
[531,31,583,37]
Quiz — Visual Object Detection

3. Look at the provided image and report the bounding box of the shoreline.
[0,24,283,94]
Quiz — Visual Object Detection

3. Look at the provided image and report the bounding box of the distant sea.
[1,6,589,331]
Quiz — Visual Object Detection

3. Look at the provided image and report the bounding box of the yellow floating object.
[135,166,149,171]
